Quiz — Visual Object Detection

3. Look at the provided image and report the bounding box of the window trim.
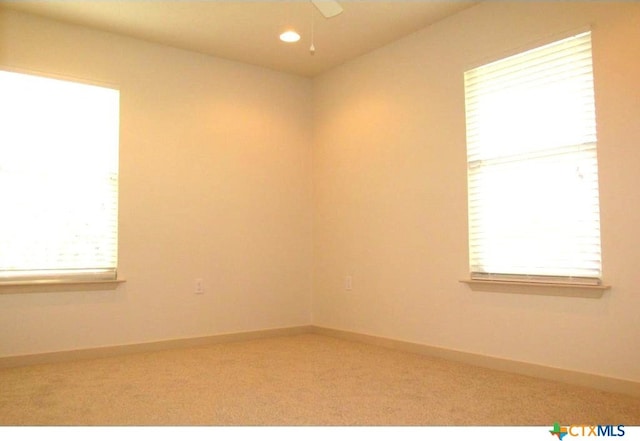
[0,66,121,287]
[460,278,610,299]
[0,278,126,295]
[463,30,606,291]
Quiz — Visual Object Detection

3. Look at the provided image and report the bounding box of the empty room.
[1,0,639,429]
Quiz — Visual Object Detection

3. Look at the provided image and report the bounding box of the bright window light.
[464,31,602,285]
[0,70,120,282]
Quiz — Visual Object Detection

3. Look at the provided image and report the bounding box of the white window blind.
[464,31,602,285]
[0,70,119,283]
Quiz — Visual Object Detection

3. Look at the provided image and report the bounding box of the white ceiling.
[0,1,478,77]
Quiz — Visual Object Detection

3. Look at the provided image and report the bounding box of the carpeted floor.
[1,333,639,426]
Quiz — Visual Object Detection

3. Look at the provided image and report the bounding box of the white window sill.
[0,279,126,294]
[460,279,610,298]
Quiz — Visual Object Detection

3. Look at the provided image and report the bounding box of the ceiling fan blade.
[311,0,344,18]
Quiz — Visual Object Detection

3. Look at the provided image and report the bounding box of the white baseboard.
[311,325,640,398]
[0,325,314,369]
[2,324,637,399]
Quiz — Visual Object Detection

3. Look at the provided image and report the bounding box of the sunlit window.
[0,70,119,283]
[464,31,602,285]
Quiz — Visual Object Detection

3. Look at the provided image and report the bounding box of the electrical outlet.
[345,275,353,291]
[194,278,204,295]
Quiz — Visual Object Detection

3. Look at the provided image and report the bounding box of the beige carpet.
[1,333,639,426]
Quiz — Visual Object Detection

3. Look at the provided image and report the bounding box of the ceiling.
[0,1,478,77]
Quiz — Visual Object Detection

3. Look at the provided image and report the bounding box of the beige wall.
[0,9,313,355]
[313,1,640,382]
[1,2,639,385]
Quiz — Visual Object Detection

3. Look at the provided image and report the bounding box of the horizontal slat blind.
[0,70,119,282]
[464,31,602,284]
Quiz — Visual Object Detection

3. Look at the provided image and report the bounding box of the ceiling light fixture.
[279,30,301,43]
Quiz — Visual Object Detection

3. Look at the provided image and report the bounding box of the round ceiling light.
[279,30,301,43]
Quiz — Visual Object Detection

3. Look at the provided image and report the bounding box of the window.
[0,69,119,283]
[464,31,602,285]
